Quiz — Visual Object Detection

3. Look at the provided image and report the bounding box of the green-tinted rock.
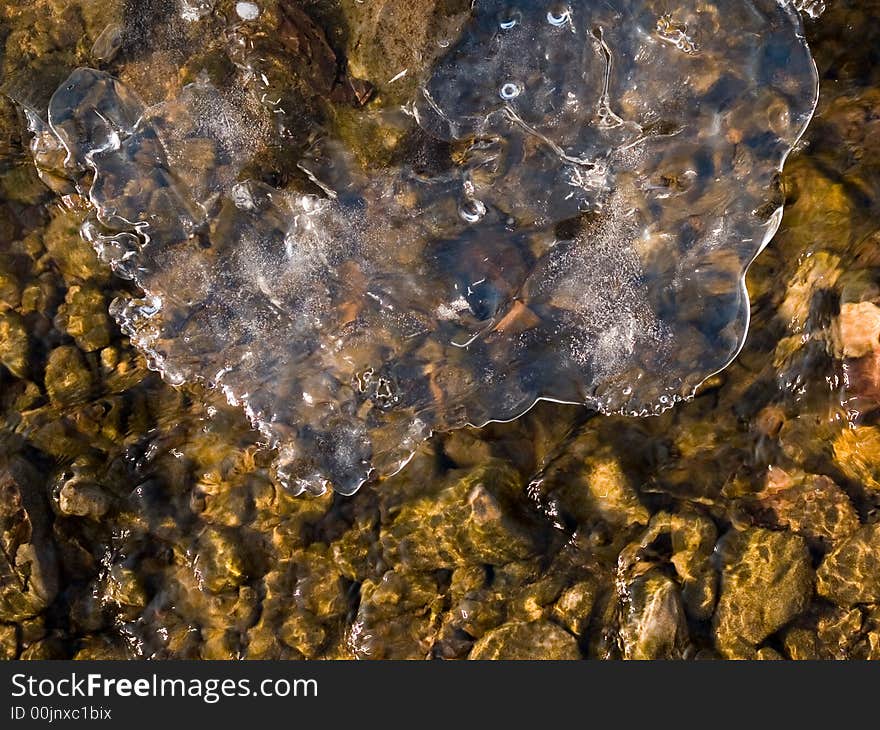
[0,268,21,310]
[74,636,134,660]
[104,564,147,613]
[19,272,59,316]
[0,162,49,206]
[330,514,380,581]
[536,437,649,530]
[469,621,580,660]
[713,528,813,658]
[833,427,880,491]
[19,634,66,660]
[817,607,864,657]
[756,647,785,660]
[628,511,718,621]
[279,613,326,658]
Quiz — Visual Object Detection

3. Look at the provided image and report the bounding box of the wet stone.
[0,458,59,623]
[537,440,650,530]
[752,468,859,546]
[342,0,471,104]
[468,620,580,660]
[380,462,540,570]
[551,580,598,637]
[817,607,864,657]
[44,345,93,405]
[74,636,134,660]
[0,267,21,311]
[713,527,813,658]
[41,210,108,284]
[756,647,785,660]
[834,301,880,358]
[443,566,506,641]
[103,564,147,614]
[618,571,689,660]
[54,284,112,352]
[817,523,880,606]
[348,570,442,659]
[0,310,29,379]
[626,510,718,621]
[193,527,249,593]
[19,634,66,660]
[0,624,17,660]
[833,427,880,492]
[783,606,866,659]
[57,476,110,521]
[279,613,325,658]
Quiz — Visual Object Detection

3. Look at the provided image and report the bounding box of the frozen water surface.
[29,0,819,494]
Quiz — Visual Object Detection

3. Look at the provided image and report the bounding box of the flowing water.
[0,0,879,659]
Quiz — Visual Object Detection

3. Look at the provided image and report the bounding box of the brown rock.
[619,571,689,660]
[817,523,880,606]
[469,620,580,660]
[0,458,58,622]
[834,301,880,358]
[713,528,813,658]
[754,468,859,545]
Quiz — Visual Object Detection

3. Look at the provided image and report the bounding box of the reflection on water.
[0,0,880,659]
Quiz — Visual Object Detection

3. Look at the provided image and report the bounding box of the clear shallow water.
[22,0,816,494]
[2,0,880,660]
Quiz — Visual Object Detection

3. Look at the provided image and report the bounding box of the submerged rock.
[817,524,880,606]
[618,571,689,660]
[0,310,29,379]
[0,624,17,660]
[0,458,59,623]
[44,345,93,405]
[57,475,110,521]
[468,620,580,660]
[342,0,471,104]
[348,569,442,659]
[834,301,880,359]
[54,284,112,352]
[551,580,598,637]
[713,527,813,658]
[380,461,540,569]
[752,468,859,546]
[832,427,880,492]
[621,510,717,621]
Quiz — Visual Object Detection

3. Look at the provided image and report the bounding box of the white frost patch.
[235,2,261,21]
[179,0,214,22]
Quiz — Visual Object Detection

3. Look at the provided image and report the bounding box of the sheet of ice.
[32,0,818,494]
